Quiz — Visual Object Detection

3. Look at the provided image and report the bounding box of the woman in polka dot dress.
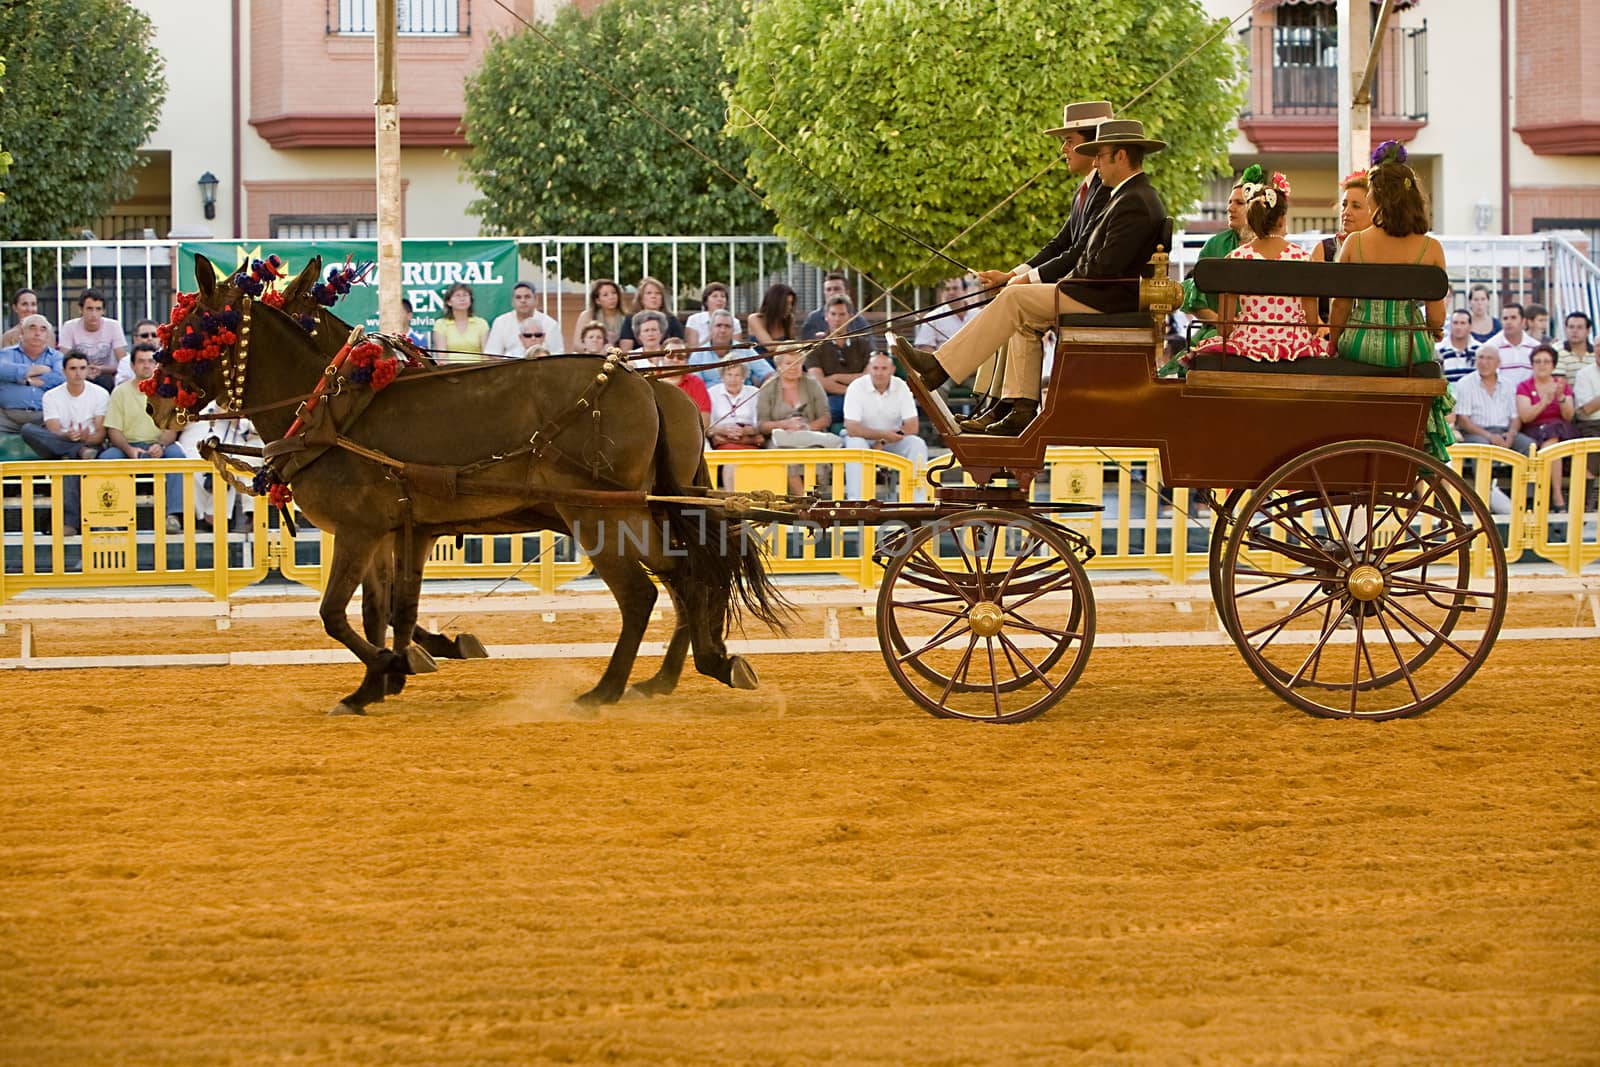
[1192,173,1326,364]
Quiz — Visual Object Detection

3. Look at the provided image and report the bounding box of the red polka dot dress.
[1192,241,1327,363]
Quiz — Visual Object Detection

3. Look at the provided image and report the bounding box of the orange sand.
[2,642,1598,1064]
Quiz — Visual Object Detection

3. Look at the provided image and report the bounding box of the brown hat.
[1044,100,1113,138]
[1074,118,1167,156]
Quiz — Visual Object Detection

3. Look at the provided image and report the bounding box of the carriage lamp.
[198,172,220,221]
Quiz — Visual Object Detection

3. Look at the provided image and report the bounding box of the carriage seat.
[1057,312,1154,329]
[1186,353,1443,378]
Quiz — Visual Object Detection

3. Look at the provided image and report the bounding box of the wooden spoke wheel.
[875,511,1095,723]
[1208,488,1248,638]
[1220,441,1507,720]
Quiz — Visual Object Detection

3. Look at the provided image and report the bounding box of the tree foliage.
[462,0,774,280]
[0,0,165,240]
[725,0,1245,286]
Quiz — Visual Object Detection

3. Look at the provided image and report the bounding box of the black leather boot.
[982,398,1039,436]
[959,398,1013,433]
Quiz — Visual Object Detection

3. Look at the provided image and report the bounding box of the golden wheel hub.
[968,601,1005,637]
[1346,564,1386,602]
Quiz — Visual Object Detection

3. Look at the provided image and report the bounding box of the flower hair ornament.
[1369,139,1415,187]
[1269,171,1291,196]
[1238,163,1265,187]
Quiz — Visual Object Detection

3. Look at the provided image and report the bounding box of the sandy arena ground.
[2,617,1598,1063]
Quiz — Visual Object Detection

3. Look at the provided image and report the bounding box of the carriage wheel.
[876,511,1095,723]
[1220,440,1507,720]
[1208,488,1248,638]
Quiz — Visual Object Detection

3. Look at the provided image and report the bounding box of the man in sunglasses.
[115,319,161,387]
[486,281,566,356]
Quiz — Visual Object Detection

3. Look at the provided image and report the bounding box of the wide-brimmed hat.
[1044,100,1113,138]
[1074,119,1167,156]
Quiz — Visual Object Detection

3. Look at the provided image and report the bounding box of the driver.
[896,119,1168,436]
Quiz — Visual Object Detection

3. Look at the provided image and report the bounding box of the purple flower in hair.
[1370,140,1407,167]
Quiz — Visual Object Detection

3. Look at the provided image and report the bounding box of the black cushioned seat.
[1058,312,1154,328]
[1186,353,1442,378]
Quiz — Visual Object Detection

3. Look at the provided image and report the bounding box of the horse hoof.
[455,633,489,659]
[729,655,759,690]
[405,645,439,675]
[575,687,619,707]
[629,678,673,699]
[329,702,366,716]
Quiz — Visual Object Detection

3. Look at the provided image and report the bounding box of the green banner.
[176,239,521,334]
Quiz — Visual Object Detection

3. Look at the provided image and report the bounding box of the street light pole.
[375,0,402,335]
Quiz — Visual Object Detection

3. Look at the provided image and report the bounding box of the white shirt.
[1574,361,1600,424]
[1480,333,1537,387]
[484,309,565,356]
[41,380,110,432]
[685,310,741,345]
[1452,372,1519,430]
[914,302,978,349]
[707,382,760,432]
[842,374,915,432]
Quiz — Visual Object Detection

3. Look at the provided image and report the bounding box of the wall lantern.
[198,171,220,221]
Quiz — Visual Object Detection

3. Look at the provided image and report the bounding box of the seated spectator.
[684,282,741,349]
[1525,303,1551,344]
[0,315,66,436]
[1191,174,1324,364]
[757,349,839,495]
[115,319,161,386]
[178,400,260,532]
[486,281,566,356]
[1,288,56,349]
[914,276,978,349]
[1451,346,1532,452]
[1436,309,1480,381]
[617,276,685,352]
[574,279,627,347]
[1517,344,1576,509]
[746,283,798,357]
[516,321,551,356]
[577,321,610,355]
[629,310,669,368]
[431,282,490,359]
[1467,284,1499,343]
[804,294,872,422]
[800,271,871,346]
[842,353,928,502]
[707,363,763,450]
[1482,302,1536,386]
[1556,311,1593,380]
[20,351,108,462]
[1574,334,1600,439]
[690,308,773,387]
[657,339,710,431]
[400,298,429,348]
[58,288,126,391]
[102,345,191,533]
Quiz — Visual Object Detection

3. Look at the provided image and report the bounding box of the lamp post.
[198,171,220,221]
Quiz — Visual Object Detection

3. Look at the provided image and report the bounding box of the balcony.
[1237,20,1428,153]
[250,0,520,150]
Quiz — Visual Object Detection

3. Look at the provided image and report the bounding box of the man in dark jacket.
[898,119,1167,436]
[964,100,1113,428]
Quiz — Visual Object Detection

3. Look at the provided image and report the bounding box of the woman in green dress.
[1180,163,1258,347]
[1328,141,1453,461]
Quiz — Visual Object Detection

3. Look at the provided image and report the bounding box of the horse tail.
[650,405,792,635]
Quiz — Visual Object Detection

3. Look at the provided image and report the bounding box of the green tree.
[0,0,165,240]
[462,0,774,283]
[0,57,12,204]
[725,0,1245,286]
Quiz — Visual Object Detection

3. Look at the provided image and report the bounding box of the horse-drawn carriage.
[151,250,1506,723]
[848,247,1506,722]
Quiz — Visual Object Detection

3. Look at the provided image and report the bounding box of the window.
[270,215,379,240]
[331,0,466,36]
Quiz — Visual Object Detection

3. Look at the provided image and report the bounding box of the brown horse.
[153,255,786,714]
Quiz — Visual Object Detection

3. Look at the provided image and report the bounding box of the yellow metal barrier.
[3,440,1588,609]
[1530,437,1600,573]
[0,458,271,602]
